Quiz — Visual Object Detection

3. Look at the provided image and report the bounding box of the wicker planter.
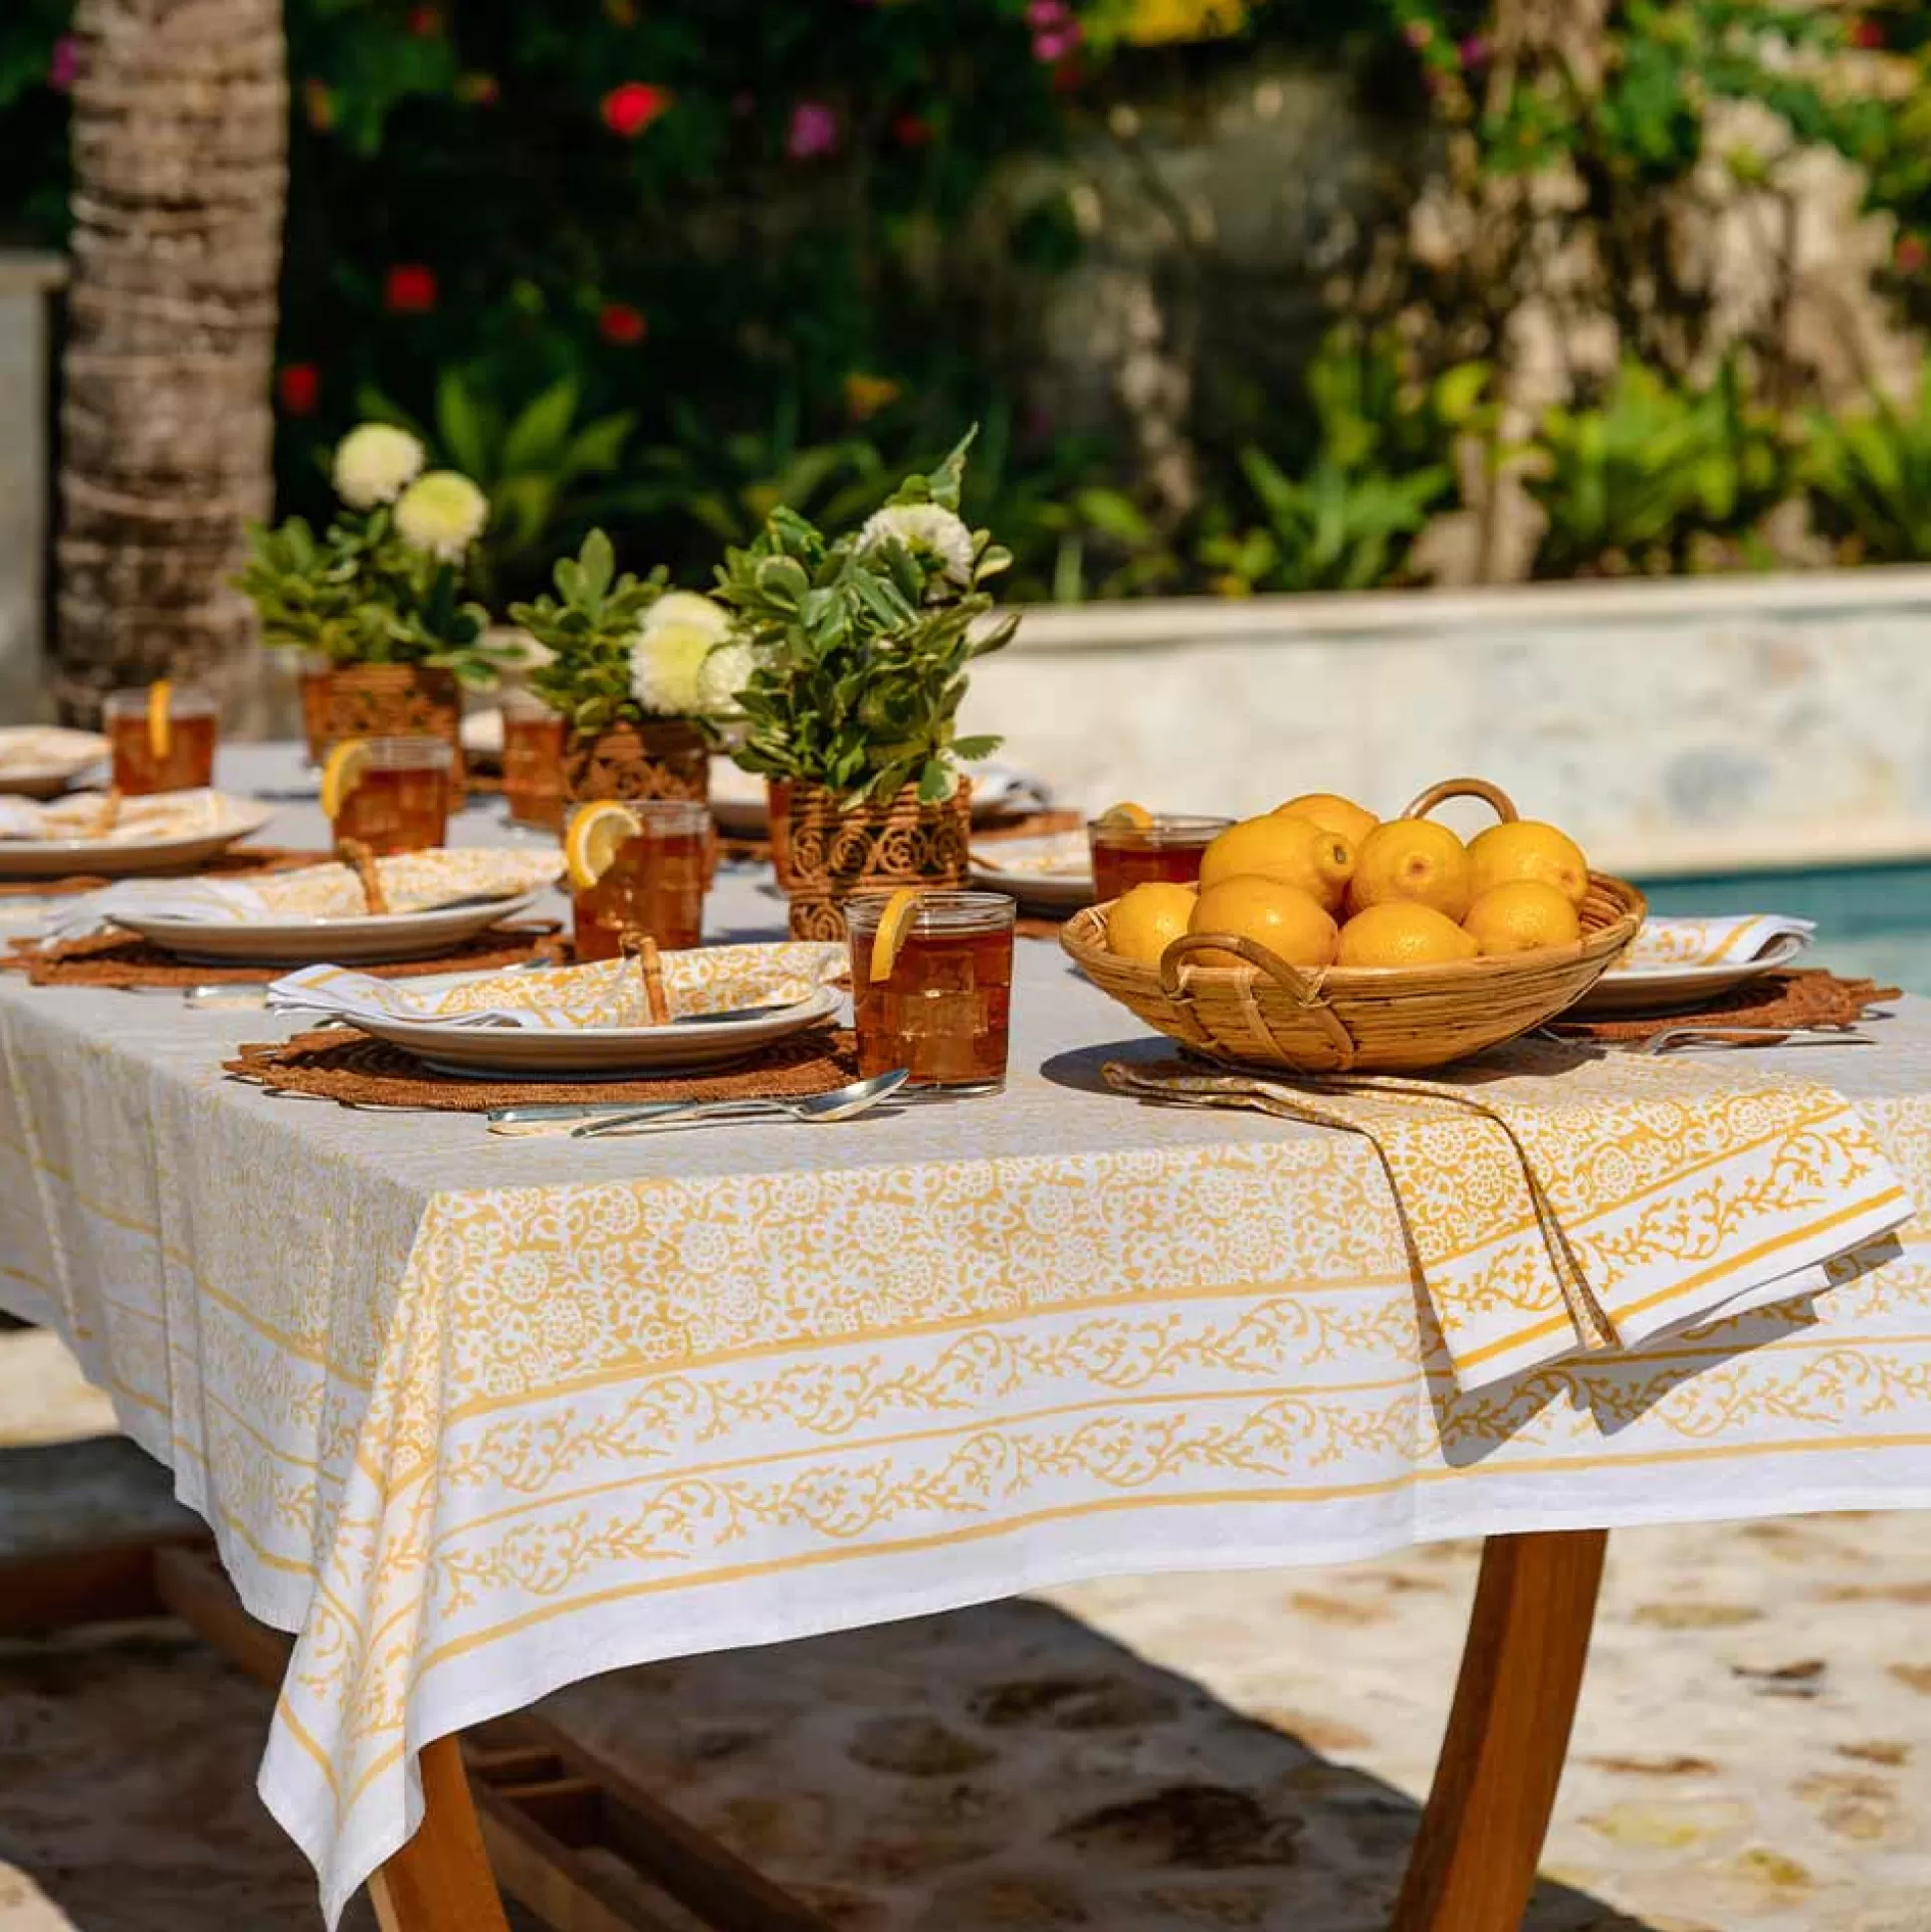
[323,664,466,788]
[782,780,973,941]
[767,779,794,887]
[561,720,710,805]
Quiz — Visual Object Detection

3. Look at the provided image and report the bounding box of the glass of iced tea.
[1087,812,1232,904]
[104,684,219,795]
[501,687,565,832]
[296,652,332,768]
[326,737,453,855]
[846,890,1016,1092]
[567,798,709,963]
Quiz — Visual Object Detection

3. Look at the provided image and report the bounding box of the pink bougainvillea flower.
[1033,25,1080,60]
[48,36,81,92]
[599,303,647,346]
[383,264,438,314]
[1897,235,1928,274]
[278,364,321,416]
[787,101,840,159]
[1025,0,1071,24]
[1457,34,1488,68]
[602,81,671,138]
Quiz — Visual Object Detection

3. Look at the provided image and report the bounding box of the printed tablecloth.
[2,751,1930,1924]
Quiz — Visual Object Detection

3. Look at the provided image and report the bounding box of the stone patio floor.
[2,1329,1928,1932]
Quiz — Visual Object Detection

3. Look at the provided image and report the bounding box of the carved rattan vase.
[783,780,973,941]
[322,664,466,789]
[560,721,710,805]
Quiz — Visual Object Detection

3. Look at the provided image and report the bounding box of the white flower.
[393,471,489,562]
[631,592,745,718]
[332,422,426,509]
[857,503,975,589]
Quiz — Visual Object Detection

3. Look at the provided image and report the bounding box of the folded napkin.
[45,845,562,941]
[268,941,846,1032]
[969,830,1092,879]
[1,787,236,846]
[1108,1041,1910,1390]
[0,726,107,777]
[1623,914,1816,970]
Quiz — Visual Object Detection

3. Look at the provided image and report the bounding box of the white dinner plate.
[969,832,1095,915]
[0,728,109,798]
[345,981,842,1078]
[0,797,276,878]
[1569,931,1812,1016]
[115,892,537,966]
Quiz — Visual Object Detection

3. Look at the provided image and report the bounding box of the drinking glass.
[1087,813,1232,904]
[571,798,709,962]
[330,737,453,855]
[104,686,218,795]
[846,890,1015,1091]
[296,652,332,768]
[501,688,565,832]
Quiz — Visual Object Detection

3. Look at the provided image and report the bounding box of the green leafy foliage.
[508,531,671,735]
[1522,358,1801,578]
[360,369,634,605]
[1805,362,1931,562]
[721,432,1015,803]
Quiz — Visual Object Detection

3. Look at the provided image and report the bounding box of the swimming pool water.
[1636,861,1931,996]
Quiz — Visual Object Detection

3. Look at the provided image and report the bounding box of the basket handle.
[1160,932,1329,1005]
[1400,776,1518,826]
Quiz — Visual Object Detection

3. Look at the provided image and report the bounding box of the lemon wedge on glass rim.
[145,681,172,760]
[867,887,923,982]
[320,739,372,820]
[564,800,642,892]
[1095,800,1153,830]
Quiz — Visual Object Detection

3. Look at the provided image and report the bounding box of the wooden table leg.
[369,1735,512,1932]
[1391,1528,1608,1932]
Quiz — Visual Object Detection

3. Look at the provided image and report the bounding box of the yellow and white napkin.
[44,845,562,940]
[1622,914,1815,969]
[268,941,846,1032]
[0,787,243,845]
[0,726,107,782]
[1108,1041,1910,1389]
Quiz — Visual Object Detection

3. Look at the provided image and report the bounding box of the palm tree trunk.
[55,0,285,726]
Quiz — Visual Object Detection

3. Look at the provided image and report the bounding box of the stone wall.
[963,569,1931,878]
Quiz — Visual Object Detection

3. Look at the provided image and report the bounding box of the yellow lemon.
[1275,790,1378,848]
[319,738,371,820]
[1198,814,1355,913]
[1467,819,1591,908]
[1336,902,1479,968]
[1105,881,1197,966]
[1461,880,1582,957]
[1347,818,1472,921]
[1188,875,1337,969]
[1095,800,1154,830]
[866,887,923,982]
[146,680,172,760]
[563,800,642,892]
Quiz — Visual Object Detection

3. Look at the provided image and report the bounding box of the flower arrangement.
[509,531,752,737]
[719,429,1017,804]
[235,421,517,688]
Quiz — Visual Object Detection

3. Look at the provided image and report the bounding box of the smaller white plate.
[346,981,841,1078]
[969,832,1095,915]
[0,728,109,799]
[0,797,276,878]
[1571,931,1812,1016]
[116,893,537,966]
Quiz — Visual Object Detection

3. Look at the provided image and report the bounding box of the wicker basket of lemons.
[1061,778,1644,1074]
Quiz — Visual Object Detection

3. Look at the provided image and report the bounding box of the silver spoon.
[487,1068,910,1140]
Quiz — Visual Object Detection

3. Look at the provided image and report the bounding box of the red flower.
[1851,17,1885,49]
[1050,55,1082,93]
[406,5,442,35]
[602,81,671,138]
[277,364,321,416]
[598,303,647,346]
[384,265,437,314]
[303,77,334,131]
[1897,234,1928,275]
[893,113,933,147]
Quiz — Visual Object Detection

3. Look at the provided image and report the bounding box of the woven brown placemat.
[0,845,331,900]
[224,1023,860,1112]
[1552,968,1901,1043]
[3,923,569,989]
